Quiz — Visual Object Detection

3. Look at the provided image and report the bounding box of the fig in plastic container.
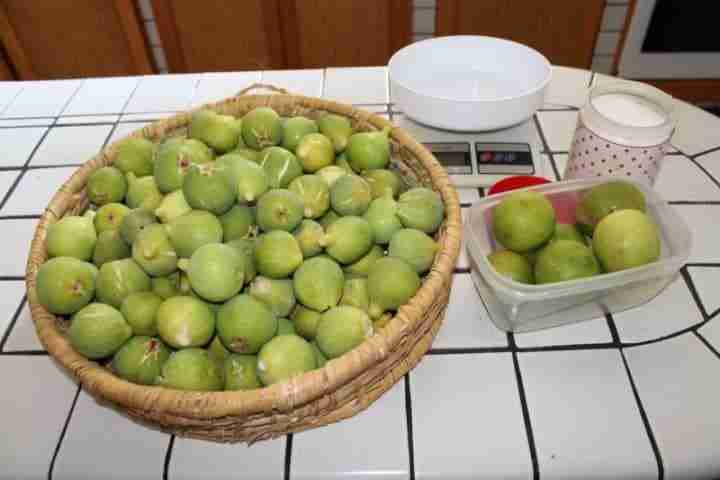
[363,195,403,245]
[576,181,646,236]
[343,244,384,277]
[121,291,163,335]
[592,209,660,273]
[316,165,347,188]
[318,114,352,153]
[291,305,321,340]
[182,162,234,215]
[189,109,242,153]
[487,249,534,284]
[339,277,370,312]
[217,294,277,354]
[156,296,215,348]
[323,216,374,264]
[69,303,132,359]
[114,137,155,178]
[154,190,191,224]
[254,230,304,278]
[318,210,341,229]
[87,166,128,206]
[47,214,97,261]
[367,257,420,319]
[293,256,344,312]
[165,210,223,258]
[93,229,131,267]
[315,306,373,359]
[154,138,214,193]
[346,127,391,172]
[492,190,555,252]
[249,276,296,318]
[96,258,151,308]
[242,107,283,150]
[362,169,402,199]
[282,116,319,152]
[225,238,257,284]
[534,240,600,284]
[551,223,587,245]
[256,189,304,232]
[120,208,156,245]
[95,202,131,234]
[158,348,223,391]
[257,334,316,386]
[289,175,330,219]
[37,257,97,315]
[396,187,445,234]
[294,219,325,258]
[388,228,438,274]
[220,205,256,242]
[277,317,296,336]
[259,146,303,188]
[112,336,170,385]
[296,132,334,172]
[132,224,178,277]
[224,354,261,390]
[180,243,244,302]
[330,174,372,216]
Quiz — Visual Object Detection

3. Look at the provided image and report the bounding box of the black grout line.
[619,349,664,480]
[0,295,26,352]
[681,266,710,320]
[25,164,83,170]
[453,268,470,274]
[669,200,720,205]
[47,383,82,480]
[684,155,720,191]
[538,106,579,112]
[284,433,293,480]
[429,346,511,355]
[606,313,621,346]
[509,334,540,480]
[0,350,48,356]
[404,374,416,480]
[693,331,720,360]
[542,150,569,155]
[162,434,175,480]
[516,342,618,353]
[689,145,720,160]
[0,214,42,220]
[685,262,720,267]
[621,322,705,348]
[533,115,561,181]
[588,72,596,88]
[0,276,26,281]
[0,124,54,129]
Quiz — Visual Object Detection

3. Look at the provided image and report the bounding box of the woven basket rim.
[25,88,462,420]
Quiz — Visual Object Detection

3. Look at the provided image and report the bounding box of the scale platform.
[392,113,552,190]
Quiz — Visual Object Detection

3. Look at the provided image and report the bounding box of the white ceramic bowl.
[388,36,552,131]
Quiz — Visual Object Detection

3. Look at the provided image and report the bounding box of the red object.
[487,175,551,196]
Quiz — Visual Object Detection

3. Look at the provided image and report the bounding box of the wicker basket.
[25,84,462,443]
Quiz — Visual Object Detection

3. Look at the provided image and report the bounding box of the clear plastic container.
[465,177,692,333]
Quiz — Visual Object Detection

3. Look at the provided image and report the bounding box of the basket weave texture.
[25,84,462,443]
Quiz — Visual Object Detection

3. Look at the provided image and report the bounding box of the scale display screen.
[423,142,472,174]
[475,142,534,174]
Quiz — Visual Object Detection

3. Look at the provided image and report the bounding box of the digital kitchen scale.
[393,114,551,188]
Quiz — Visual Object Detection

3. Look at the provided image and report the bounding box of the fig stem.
[177,258,190,271]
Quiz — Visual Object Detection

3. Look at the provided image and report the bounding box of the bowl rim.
[388,35,553,104]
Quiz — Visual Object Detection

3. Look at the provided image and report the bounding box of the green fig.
[69,303,132,359]
[224,354,261,390]
[158,348,223,391]
[232,147,261,164]
[257,334,316,386]
[216,154,269,204]
[343,245,384,277]
[132,224,178,276]
[256,189,304,232]
[126,173,163,211]
[291,305,321,340]
[282,116,318,152]
[220,205,256,241]
[119,208,156,244]
[362,169,402,199]
[347,127,391,172]
[151,271,190,299]
[551,223,587,245]
[93,229,130,267]
[112,336,170,385]
[396,187,445,234]
[318,114,352,153]
[242,107,283,150]
[217,294,277,354]
[154,137,214,193]
[95,202,131,234]
[87,166,128,206]
[114,137,154,177]
[576,181,646,235]
[156,296,215,348]
[336,152,354,173]
[388,228,438,274]
[315,306,373,359]
[208,335,231,365]
[289,175,330,219]
[293,256,344,312]
[47,215,97,261]
[323,216,374,264]
[180,243,244,302]
[277,317,296,336]
[487,249,534,284]
[154,190,191,224]
[182,162,234,215]
[254,231,303,279]
[293,219,325,258]
[36,257,97,315]
[318,210,341,229]
[310,340,327,368]
[189,110,241,153]
[225,238,257,284]
[330,174,372,216]
[120,291,163,336]
[96,258,151,308]
[249,276,296,318]
[165,210,223,258]
[316,165,348,188]
[340,277,370,312]
[259,146,303,188]
[363,195,402,244]
[296,132,334,172]
[367,257,420,319]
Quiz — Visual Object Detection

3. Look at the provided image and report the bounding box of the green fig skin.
[154,190,191,224]
[224,354,262,390]
[242,107,283,150]
[315,306,373,359]
[47,215,97,261]
[289,175,330,219]
[156,296,215,348]
[182,163,234,215]
[257,334,316,386]
[93,229,131,267]
[293,219,325,258]
[576,181,646,234]
[367,257,420,319]
[296,133,334,172]
[126,173,163,211]
[217,294,277,354]
[112,336,170,385]
[120,208,157,245]
[323,216,374,264]
[256,189,304,232]
[254,231,304,279]
[189,110,241,153]
[158,348,223,391]
[396,187,445,234]
[69,303,132,359]
[318,114,352,153]
[36,257,97,315]
[87,166,128,206]
[362,169,402,199]
[293,256,345,312]
[220,205,256,242]
[121,291,163,336]
[154,138,214,193]
[215,155,268,204]
[291,305,322,340]
[336,152,354,173]
[363,195,403,245]
[311,341,328,368]
[96,258,152,308]
[95,203,131,234]
[340,277,370,313]
[233,147,261,164]
[277,317,297,336]
[346,127,391,172]
[225,238,257,285]
[282,116,319,152]
[259,146,303,189]
[132,224,178,277]
[316,165,348,188]
[165,210,223,258]
[318,210,341,229]
[330,174,372,216]
[182,243,244,303]
[343,245,384,277]
[249,276,296,318]
[114,137,155,178]
[388,228,438,274]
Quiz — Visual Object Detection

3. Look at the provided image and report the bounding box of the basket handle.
[236,83,290,96]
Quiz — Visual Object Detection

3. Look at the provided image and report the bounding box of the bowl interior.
[389,35,551,102]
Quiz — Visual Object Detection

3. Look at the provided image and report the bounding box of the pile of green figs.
[36,107,445,391]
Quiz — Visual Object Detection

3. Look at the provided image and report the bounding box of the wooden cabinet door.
[0,0,154,79]
[0,49,14,80]
[436,0,605,69]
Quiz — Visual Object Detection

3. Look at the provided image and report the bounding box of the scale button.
[480,151,493,163]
